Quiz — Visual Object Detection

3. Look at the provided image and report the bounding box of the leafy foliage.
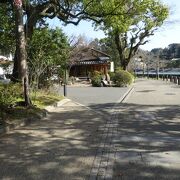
[0,83,22,122]
[94,0,169,70]
[98,38,120,68]
[0,62,13,76]
[0,86,63,124]
[160,44,180,60]
[150,43,180,68]
[27,27,70,89]
[112,69,134,87]
[30,90,63,108]
[0,83,22,108]
[0,3,15,55]
[167,60,180,68]
[91,71,103,87]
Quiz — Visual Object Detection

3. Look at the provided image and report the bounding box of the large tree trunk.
[14,1,31,106]
[114,32,131,71]
[12,17,34,82]
[122,58,130,70]
[122,61,127,71]
[11,49,19,82]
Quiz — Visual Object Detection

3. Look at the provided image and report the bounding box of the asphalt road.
[111,79,180,179]
[59,86,130,115]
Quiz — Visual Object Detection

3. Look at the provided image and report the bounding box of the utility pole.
[156,56,159,80]
[63,69,67,97]
[13,0,31,105]
[153,55,160,80]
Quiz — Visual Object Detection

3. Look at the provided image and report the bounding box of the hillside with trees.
[151,43,180,68]
[151,44,180,59]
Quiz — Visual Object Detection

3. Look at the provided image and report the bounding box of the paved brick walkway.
[0,79,180,180]
[89,104,119,179]
[89,79,180,180]
[0,101,108,180]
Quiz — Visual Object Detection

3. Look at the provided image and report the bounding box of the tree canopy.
[0,0,169,74]
[0,3,15,55]
[28,27,70,89]
[0,0,169,71]
[94,0,169,70]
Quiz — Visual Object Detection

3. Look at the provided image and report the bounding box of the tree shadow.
[136,90,156,93]
[0,105,107,180]
[89,102,180,179]
[0,101,180,179]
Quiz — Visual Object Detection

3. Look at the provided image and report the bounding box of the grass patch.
[2,106,44,123]
[0,90,64,125]
[30,90,64,108]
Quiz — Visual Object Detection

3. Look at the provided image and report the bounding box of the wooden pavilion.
[69,47,112,78]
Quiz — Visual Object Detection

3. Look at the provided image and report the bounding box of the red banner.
[13,0,22,8]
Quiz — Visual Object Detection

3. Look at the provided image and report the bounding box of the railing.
[136,70,180,85]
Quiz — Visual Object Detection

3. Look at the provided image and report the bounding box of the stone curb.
[55,98,71,107]
[0,98,70,137]
[117,85,134,103]
[45,98,71,111]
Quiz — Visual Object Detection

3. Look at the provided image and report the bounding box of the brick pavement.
[0,79,180,180]
[0,101,108,180]
[89,79,180,180]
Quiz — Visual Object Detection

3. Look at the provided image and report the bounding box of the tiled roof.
[70,47,110,65]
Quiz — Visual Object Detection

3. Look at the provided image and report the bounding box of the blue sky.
[49,0,180,51]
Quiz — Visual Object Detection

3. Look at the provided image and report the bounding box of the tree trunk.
[12,2,36,81]
[11,49,19,82]
[114,31,128,70]
[114,31,132,71]
[122,58,129,70]
[14,1,31,106]
[122,62,127,70]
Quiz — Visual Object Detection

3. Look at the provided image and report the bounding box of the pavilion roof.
[70,47,111,65]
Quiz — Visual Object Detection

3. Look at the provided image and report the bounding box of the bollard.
[170,76,173,82]
[174,76,178,84]
[63,84,67,96]
[178,77,180,85]
[166,75,168,82]
[162,75,165,81]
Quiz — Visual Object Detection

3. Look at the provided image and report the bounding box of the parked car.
[0,74,10,84]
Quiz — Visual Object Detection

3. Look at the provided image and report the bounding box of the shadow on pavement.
[114,103,180,179]
[113,161,180,180]
[89,102,180,179]
[0,105,107,180]
[0,101,179,180]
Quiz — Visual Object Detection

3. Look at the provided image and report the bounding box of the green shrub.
[39,79,53,89]
[113,70,134,87]
[129,70,136,79]
[0,83,22,122]
[0,83,22,108]
[115,67,123,72]
[91,71,103,87]
[109,72,115,81]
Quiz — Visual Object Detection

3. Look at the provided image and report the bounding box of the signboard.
[110,61,114,72]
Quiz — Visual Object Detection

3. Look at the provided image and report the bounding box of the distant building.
[0,55,13,75]
[69,47,114,78]
[0,55,8,63]
[171,58,180,61]
[0,67,3,75]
